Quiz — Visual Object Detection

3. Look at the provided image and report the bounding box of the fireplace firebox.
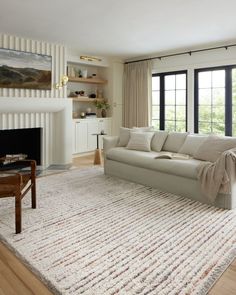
[0,128,42,165]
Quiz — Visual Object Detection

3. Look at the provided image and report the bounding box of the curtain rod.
[125,43,236,64]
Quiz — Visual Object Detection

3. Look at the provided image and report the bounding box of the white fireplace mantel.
[0,97,73,166]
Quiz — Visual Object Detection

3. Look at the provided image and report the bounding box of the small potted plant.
[94,100,110,118]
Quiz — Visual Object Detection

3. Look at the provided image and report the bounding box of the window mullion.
[160,75,165,130]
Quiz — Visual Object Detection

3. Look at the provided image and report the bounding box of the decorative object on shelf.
[86,112,97,118]
[94,99,110,118]
[74,90,85,96]
[89,93,96,98]
[80,112,86,118]
[86,108,92,113]
[80,55,102,62]
[55,75,69,90]
[0,48,52,90]
[92,74,97,79]
[81,69,88,78]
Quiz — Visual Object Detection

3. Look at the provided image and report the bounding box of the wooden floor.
[0,154,236,295]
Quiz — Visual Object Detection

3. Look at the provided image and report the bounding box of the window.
[194,66,236,136]
[151,71,187,132]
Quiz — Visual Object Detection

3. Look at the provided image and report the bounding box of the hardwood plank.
[0,154,235,294]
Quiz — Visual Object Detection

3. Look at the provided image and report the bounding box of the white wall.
[0,33,67,98]
[152,47,236,132]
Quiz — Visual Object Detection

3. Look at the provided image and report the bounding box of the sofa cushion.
[179,134,208,156]
[127,132,154,152]
[194,135,236,162]
[162,132,189,153]
[106,147,203,180]
[151,131,169,152]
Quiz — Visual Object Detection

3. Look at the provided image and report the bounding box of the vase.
[101,109,106,118]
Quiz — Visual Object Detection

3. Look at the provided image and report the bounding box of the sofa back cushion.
[126,132,154,152]
[117,126,154,147]
[194,135,236,162]
[179,134,208,156]
[162,132,189,153]
[151,131,169,152]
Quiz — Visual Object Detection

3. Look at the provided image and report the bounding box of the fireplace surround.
[0,97,73,167]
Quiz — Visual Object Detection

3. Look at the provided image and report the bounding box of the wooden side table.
[92,133,107,165]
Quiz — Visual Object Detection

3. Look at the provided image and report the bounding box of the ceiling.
[1,0,236,60]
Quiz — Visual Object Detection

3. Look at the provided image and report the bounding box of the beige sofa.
[103,131,236,209]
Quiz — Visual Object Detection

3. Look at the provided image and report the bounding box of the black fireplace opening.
[0,127,42,165]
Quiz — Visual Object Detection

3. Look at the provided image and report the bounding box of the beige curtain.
[123,60,152,128]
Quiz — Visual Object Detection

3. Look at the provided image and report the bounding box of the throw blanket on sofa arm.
[197,149,236,202]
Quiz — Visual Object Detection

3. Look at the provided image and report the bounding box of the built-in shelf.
[68,77,107,84]
[70,97,104,102]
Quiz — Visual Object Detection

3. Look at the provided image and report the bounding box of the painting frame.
[0,48,52,90]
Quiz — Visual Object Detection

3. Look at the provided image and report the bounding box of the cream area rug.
[0,168,236,295]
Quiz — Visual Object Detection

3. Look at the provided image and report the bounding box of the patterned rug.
[0,167,236,295]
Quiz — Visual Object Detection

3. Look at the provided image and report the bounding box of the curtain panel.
[123,60,152,128]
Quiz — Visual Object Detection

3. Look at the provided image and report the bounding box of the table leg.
[94,149,102,165]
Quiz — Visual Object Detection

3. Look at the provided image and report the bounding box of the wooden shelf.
[70,97,104,102]
[68,77,107,84]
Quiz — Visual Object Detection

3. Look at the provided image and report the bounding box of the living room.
[0,0,236,294]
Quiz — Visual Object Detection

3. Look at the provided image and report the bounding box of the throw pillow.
[117,127,132,147]
[179,134,208,156]
[151,131,169,152]
[194,135,236,162]
[162,132,189,153]
[126,132,154,152]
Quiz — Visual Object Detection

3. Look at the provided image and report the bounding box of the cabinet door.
[87,120,99,151]
[98,119,112,149]
[75,121,88,153]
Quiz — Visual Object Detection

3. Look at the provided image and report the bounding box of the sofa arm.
[103,136,119,154]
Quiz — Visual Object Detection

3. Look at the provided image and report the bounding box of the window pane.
[176,106,186,121]
[212,107,225,123]
[152,76,160,91]
[176,121,186,132]
[165,120,175,131]
[152,106,159,119]
[233,92,236,105]
[232,106,236,123]
[212,88,225,106]
[199,106,211,122]
[233,69,236,90]
[165,75,175,90]
[152,91,160,105]
[176,74,186,90]
[176,90,186,105]
[233,124,236,137]
[199,89,211,105]
[165,90,175,105]
[199,122,212,134]
[199,71,211,88]
[212,123,225,135]
[212,70,225,88]
[152,120,159,130]
[165,106,175,120]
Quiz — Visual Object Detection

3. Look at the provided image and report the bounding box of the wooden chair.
[0,160,36,234]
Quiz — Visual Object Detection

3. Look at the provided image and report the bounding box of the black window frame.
[152,70,188,132]
[194,65,236,136]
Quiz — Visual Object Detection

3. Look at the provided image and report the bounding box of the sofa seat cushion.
[106,147,204,180]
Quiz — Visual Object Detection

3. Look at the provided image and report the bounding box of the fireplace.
[0,128,42,165]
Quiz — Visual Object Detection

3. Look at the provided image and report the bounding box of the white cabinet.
[75,121,88,153]
[73,118,112,154]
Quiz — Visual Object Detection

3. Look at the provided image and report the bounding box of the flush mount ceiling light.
[80,55,102,62]
[55,75,69,90]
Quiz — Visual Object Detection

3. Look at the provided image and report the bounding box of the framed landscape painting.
[0,48,52,90]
